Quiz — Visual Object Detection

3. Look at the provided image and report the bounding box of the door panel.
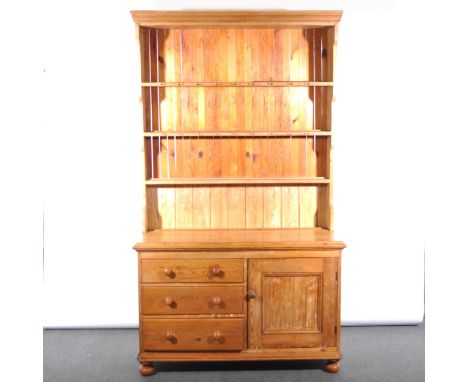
[248,258,337,349]
[262,273,321,333]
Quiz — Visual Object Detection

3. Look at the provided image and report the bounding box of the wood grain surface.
[135,228,345,251]
[133,10,343,368]
[141,258,244,282]
[141,285,244,314]
[131,10,342,28]
[141,318,244,351]
[248,258,338,348]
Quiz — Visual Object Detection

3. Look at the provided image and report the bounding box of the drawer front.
[141,259,244,283]
[141,318,244,351]
[142,285,244,315]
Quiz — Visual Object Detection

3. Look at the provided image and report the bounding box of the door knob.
[247,290,256,299]
[164,297,173,305]
[210,266,222,276]
[211,297,222,305]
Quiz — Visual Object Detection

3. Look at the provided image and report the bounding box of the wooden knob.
[212,330,222,339]
[165,331,176,340]
[163,268,173,276]
[164,297,173,305]
[210,267,222,276]
[211,297,222,305]
[247,290,256,299]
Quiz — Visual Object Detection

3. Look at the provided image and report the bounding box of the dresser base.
[138,349,342,375]
[135,229,345,376]
[139,348,342,362]
[139,361,157,376]
[323,359,341,373]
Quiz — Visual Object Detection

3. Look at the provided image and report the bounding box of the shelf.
[141,81,333,88]
[135,228,345,251]
[146,177,330,186]
[143,131,331,138]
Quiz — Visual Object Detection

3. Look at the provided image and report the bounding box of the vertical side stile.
[284,29,293,228]
[155,29,162,180]
[328,24,338,230]
[317,25,337,230]
[148,29,155,180]
[178,29,188,177]
[312,29,317,158]
[305,29,308,178]
[303,29,316,227]
[136,25,148,233]
[320,33,325,132]
[155,31,167,179]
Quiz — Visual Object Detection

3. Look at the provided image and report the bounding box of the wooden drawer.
[141,318,244,351]
[142,285,244,315]
[141,259,244,283]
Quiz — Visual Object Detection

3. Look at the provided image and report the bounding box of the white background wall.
[42,0,427,327]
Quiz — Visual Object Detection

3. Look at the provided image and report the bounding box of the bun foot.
[139,362,156,376]
[323,360,340,373]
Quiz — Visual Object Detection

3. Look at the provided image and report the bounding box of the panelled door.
[248,257,338,349]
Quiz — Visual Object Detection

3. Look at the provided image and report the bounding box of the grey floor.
[44,325,424,382]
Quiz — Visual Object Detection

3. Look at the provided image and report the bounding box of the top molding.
[131,10,343,28]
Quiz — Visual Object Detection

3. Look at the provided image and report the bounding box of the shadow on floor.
[154,360,326,373]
